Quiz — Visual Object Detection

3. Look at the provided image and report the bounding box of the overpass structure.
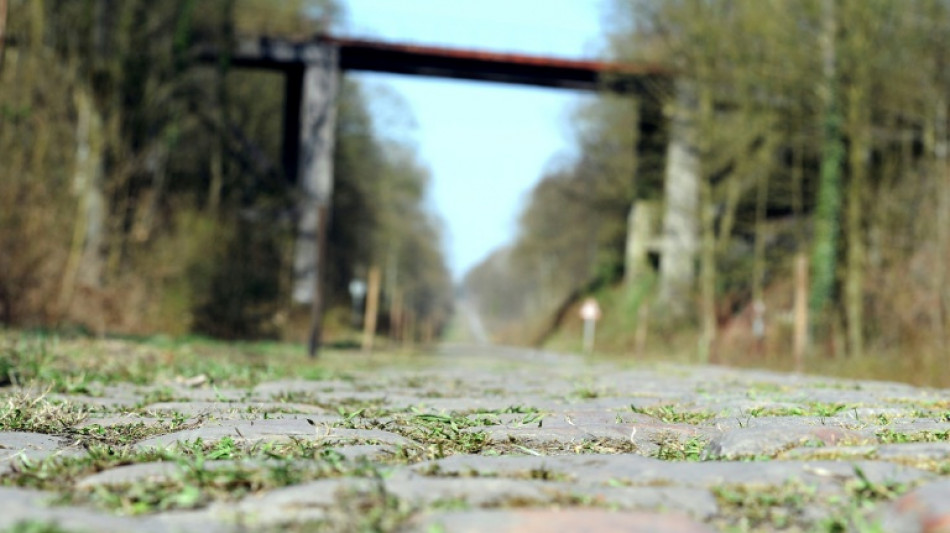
[205,35,690,356]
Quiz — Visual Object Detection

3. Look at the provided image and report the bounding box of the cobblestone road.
[1,344,949,532]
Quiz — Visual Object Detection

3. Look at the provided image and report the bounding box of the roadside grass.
[0,332,358,392]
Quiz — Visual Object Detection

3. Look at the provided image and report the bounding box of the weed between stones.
[5,437,392,515]
[629,404,715,424]
[652,433,708,461]
[876,428,950,444]
[0,391,88,434]
[713,480,818,530]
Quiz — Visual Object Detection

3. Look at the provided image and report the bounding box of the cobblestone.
[1,343,949,531]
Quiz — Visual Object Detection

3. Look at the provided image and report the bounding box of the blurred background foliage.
[4,0,950,384]
[0,0,452,344]
[464,0,950,384]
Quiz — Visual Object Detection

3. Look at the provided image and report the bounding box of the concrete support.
[285,44,339,356]
[657,82,700,316]
[624,200,660,285]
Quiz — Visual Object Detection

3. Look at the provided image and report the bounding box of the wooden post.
[362,266,381,352]
[403,310,415,346]
[422,318,434,345]
[0,0,7,73]
[307,205,330,357]
[634,300,649,357]
[793,252,809,372]
[389,289,402,343]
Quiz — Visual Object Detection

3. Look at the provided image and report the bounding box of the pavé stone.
[879,479,950,532]
[0,431,64,453]
[412,454,934,492]
[76,461,181,488]
[78,415,168,428]
[76,458,335,489]
[223,478,372,526]
[392,396,552,414]
[160,386,250,402]
[48,393,138,409]
[0,431,71,473]
[709,415,857,431]
[0,486,231,533]
[564,485,719,519]
[703,425,861,459]
[410,509,716,533]
[875,442,950,461]
[387,477,554,506]
[315,444,394,461]
[4,343,950,531]
[142,400,329,417]
[781,444,879,461]
[135,418,413,449]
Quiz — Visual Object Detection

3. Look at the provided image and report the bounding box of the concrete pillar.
[292,44,339,304]
[624,200,659,284]
[657,81,699,315]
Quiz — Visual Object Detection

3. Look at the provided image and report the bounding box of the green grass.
[876,428,950,444]
[4,436,390,515]
[742,402,854,418]
[652,434,708,461]
[629,404,716,424]
[0,332,361,392]
[3,522,79,533]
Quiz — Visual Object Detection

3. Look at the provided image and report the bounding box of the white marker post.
[579,297,602,354]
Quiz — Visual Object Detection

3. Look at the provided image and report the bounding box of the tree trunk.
[844,81,869,359]
[793,253,809,371]
[751,151,770,358]
[697,84,716,364]
[0,0,8,73]
[924,96,949,353]
[809,0,844,340]
[73,88,107,289]
[208,0,233,215]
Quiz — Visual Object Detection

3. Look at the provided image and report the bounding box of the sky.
[339,0,606,278]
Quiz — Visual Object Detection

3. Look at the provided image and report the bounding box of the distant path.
[457,299,490,345]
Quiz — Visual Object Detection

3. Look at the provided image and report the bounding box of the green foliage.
[0,0,452,343]
[810,83,845,323]
[192,219,283,339]
[506,0,950,361]
[329,81,454,339]
[629,404,715,425]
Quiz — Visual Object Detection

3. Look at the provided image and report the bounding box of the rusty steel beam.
[209,35,670,93]
[327,36,669,92]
